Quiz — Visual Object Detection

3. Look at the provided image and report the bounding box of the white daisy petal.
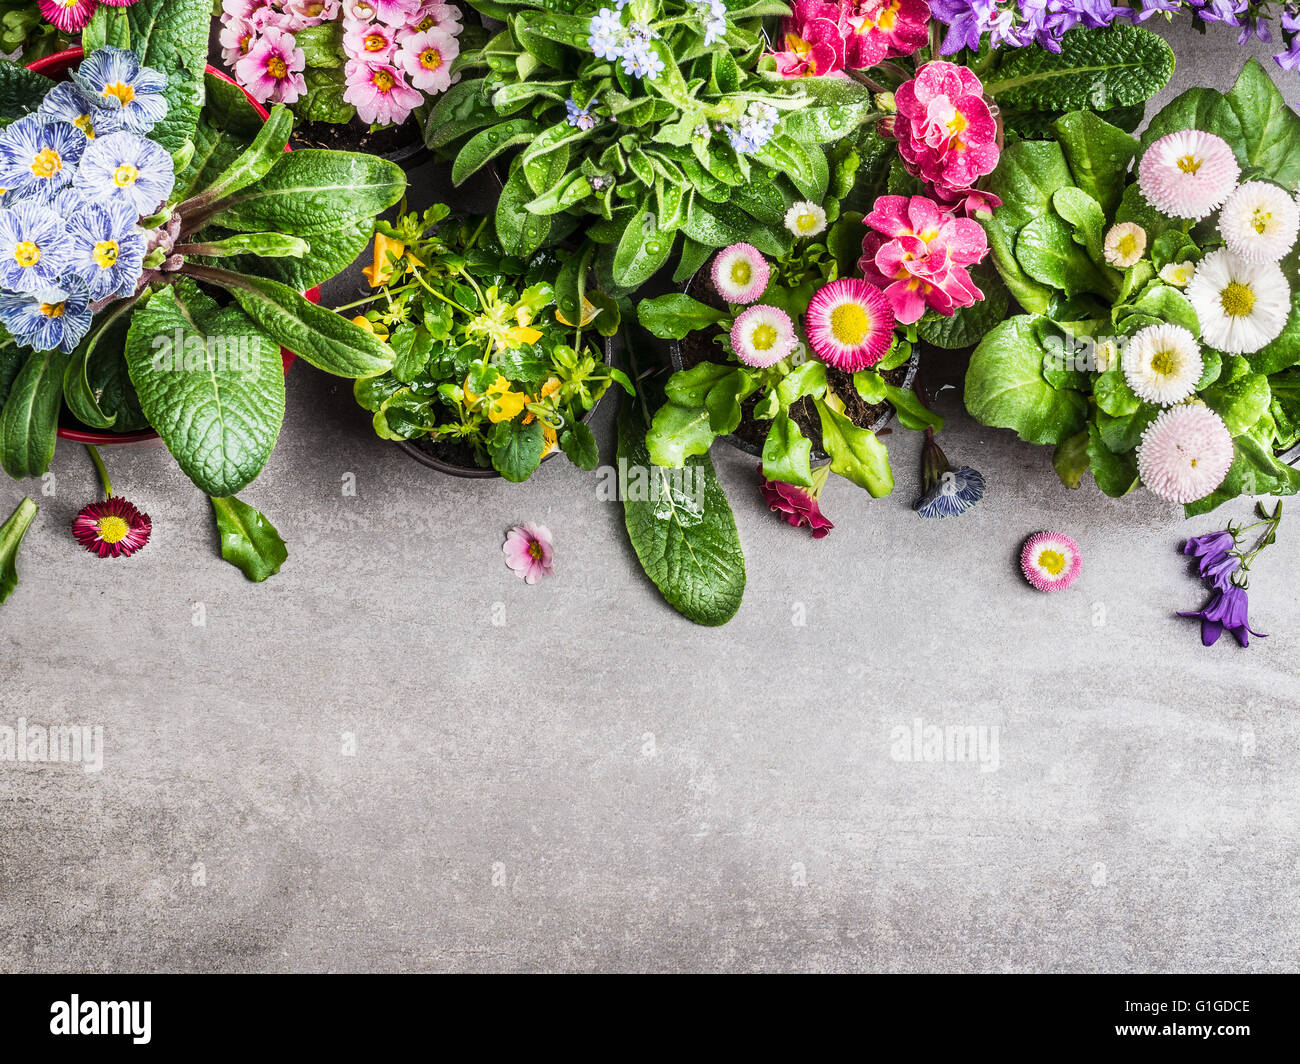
[1218,180,1300,262]
[1185,249,1290,354]
[1122,323,1203,405]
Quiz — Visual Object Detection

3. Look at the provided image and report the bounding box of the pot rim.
[667,273,920,460]
[395,333,617,478]
[26,48,321,446]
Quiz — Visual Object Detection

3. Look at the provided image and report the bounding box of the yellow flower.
[539,376,561,400]
[555,298,600,328]
[362,233,415,288]
[351,315,374,333]
[542,422,557,455]
[464,372,528,423]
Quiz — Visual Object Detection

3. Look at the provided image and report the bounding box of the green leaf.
[1226,57,1300,188]
[0,496,37,605]
[983,24,1174,113]
[761,415,814,488]
[612,202,674,289]
[1087,423,1138,497]
[188,104,294,205]
[1140,86,1246,161]
[182,232,309,258]
[618,400,745,627]
[0,62,51,123]
[295,22,344,67]
[125,281,284,497]
[0,348,72,480]
[637,293,726,340]
[814,399,893,496]
[646,402,716,467]
[1051,186,1108,267]
[1093,367,1141,417]
[126,0,211,153]
[1184,428,1300,516]
[916,269,1010,350]
[1053,430,1090,489]
[425,78,497,149]
[1016,214,1112,297]
[211,495,287,582]
[208,148,406,291]
[559,421,599,470]
[1202,361,1270,436]
[452,118,541,186]
[1053,111,1138,216]
[777,360,827,409]
[1247,291,1300,375]
[63,299,137,430]
[296,67,355,124]
[965,316,1088,445]
[487,418,546,482]
[203,268,396,378]
[201,70,265,141]
[83,4,130,52]
[1125,284,1200,335]
[495,161,550,257]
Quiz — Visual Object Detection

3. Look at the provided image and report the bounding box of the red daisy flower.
[38,0,99,32]
[72,497,151,558]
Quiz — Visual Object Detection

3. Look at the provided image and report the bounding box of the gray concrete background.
[2,23,1299,974]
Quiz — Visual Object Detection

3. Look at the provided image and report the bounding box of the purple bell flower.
[1179,585,1267,647]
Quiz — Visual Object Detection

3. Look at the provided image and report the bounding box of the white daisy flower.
[784,200,827,238]
[1158,260,1195,287]
[1218,180,1300,262]
[1185,249,1290,354]
[1103,222,1146,268]
[1092,336,1118,373]
[1122,323,1203,405]
[729,304,797,368]
[1138,129,1240,221]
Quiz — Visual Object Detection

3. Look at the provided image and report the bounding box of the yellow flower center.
[73,114,96,138]
[30,148,62,179]
[797,213,817,232]
[93,240,120,269]
[113,163,139,187]
[420,47,443,70]
[946,109,968,139]
[373,69,395,92]
[1150,347,1177,377]
[729,260,752,286]
[751,323,778,350]
[1117,233,1139,259]
[416,15,435,30]
[1251,207,1272,235]
[1176,154,1202,175]
[95,515,130,544]
[268,56,288,79]
[830,302,869,346]
[1221,280,1255,317]
[1039,550,1066,576]
[365,34,387,52]
[102,81,135,106]
[528,541,544,561]
[14,241,41,267]
[39,300,65,318]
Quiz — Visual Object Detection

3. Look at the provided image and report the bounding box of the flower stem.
[86,445,113,499]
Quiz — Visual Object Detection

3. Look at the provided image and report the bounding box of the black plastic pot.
[396,334,616,479]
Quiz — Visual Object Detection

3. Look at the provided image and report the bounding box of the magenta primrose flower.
[235,25,307,105]
[504,523,555,584]
[892,61,1000,201]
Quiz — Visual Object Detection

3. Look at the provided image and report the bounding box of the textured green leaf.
[1226,57,1300,188]
[63,300,137,430]
[646,402,715,467]
[208,148,405,290]
[618,399,745,627]
[1202,362,1270,436]
[916,268,1009,350]
[637,294,726,340]
[0,497,37,605]
[1140,87,1246,160]
[0,348,71,480]
[487,418,546,481]
[295,67,355,123]
[1053,111,1137,217]
[83,4,130,52]
[612,202,674,289]
[965,316,1088,445]
[211,495,287,582]
[1247,292,1300,375]
[814,399,892,496]
[125,281,284,496]
[0,61,51,123]
[1016,215,1112,297]
[761,415,814,488]
[495,161,550,257]
[192,104,294,205]
[174,117,251,203]
[559,421,599,470]
[452,118,540,185]
[126,0,211,153]
[983,24,1174,112]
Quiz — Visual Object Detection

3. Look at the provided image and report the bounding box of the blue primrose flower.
[0,201,72,293]
[0,114,87,205]
[0,276,92,354]
[66,197,147,300]
[914,467,987,518]
[37,82,126,142]
[69,47,169,136]
[73,131,175,217]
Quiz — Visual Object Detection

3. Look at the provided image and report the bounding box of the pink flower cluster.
[858,194,988,324]
[220,0,462,126]
[771,0,930,78]
[891,61,1000,207]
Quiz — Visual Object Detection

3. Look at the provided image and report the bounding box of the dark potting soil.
[677,273,906,455]
[292,118,424,158]
[408,435,490,472]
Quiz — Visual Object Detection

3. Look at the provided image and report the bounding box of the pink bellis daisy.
[38,0,97,33]
[235,26,307,105]
[1136,404,1235,504]
[730,304,797,368]
[71,446,150,559]
[1020,531,1082,592]
[711,242,769,304]
[343,59,424,126]
[1138,130,1240,221]
[503,523,554,584]
[804,277,895,371]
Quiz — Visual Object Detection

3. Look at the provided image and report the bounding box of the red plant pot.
[26,48,321,447]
